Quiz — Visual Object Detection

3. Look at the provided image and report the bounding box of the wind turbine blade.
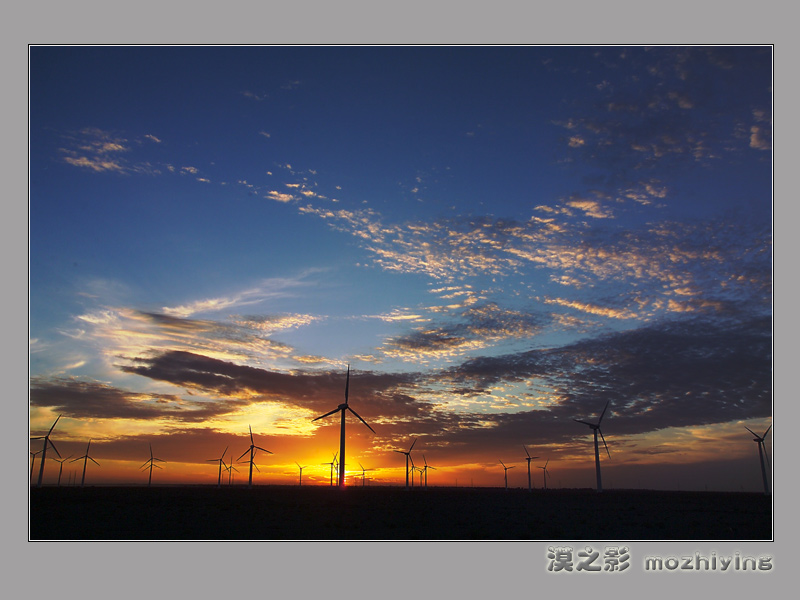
[249,425,254,444]
[255,446,273,454]
[763,425,772,438]
[89,457,100,466]
[599,429,610,458]
[574,418,592,426]
[524,445,530,458]
[313,407,341,421]
[49,415,62,434]
[345,364,350,404]
[347,406,376,433]
[598,400,610,424]
[49,440,62,458]
[394,450,405,455]
[744,426,758,437]
[237,449,250,461]
[409,438,417,452]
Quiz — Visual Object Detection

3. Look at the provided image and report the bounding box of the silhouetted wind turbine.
[312,365,375,488]
[523,445,539,492]
[207,446,228,488]
[30,450,42,483]
[500,460,515,490]
[296,462,307,486]
[394,438,416,489]
[51,455,73,487]
[538,459,550,490]
[71,440,99,487]
[574,400,611,493]
[358,462,372,487]
[237,425,272,489]
[745,424,772,495]
[323,452,339,486]
[422,455,436,489]
[141,443,166,486]
[32,414,62,487]
[411,462,424,488]
[224,452,238,486]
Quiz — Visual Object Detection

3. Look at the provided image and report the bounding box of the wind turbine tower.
[71,440,99,487]
[52,455,72,487]
[500,460,515,490]
[394,438,417,489]
[574,400,611,493]
[141,443,166,486]
[523,445,539,492]
[30,451,42,483]
[313,365,375,488]
[32,414,62,487]
[745,424,772,495]
[323,452,339,486]
[207,446,228,488]
[237,425,272,489]
[538,459,550,490]
[422,455,436,489]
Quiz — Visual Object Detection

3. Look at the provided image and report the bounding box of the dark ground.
[29,485,773,541]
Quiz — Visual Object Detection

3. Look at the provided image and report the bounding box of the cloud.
[445,314,771,436]
[30,376,233,422]
[117,351,424,421]
[58,127,163,175]
[379,302,546,362]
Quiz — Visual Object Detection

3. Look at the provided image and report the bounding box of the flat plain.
[29,486,772,541]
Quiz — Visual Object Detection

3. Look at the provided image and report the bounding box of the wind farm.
[29,46,773,541]
[29,411,772,540]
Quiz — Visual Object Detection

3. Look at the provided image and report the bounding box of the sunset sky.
[29,45,772,491]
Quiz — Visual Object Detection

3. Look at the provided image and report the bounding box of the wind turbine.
[411,462,423,488]
[422,455,436,489]
[574,400,611,493]
[224,451,238,486]
[358,462,372,487]
[312,365,375,488]
[744,424,772,495]
[538,459,550,490]
[323,452,339,486]
[51,455,73,487]
[296,462,307,486]
[523,445,539,492]
[500,460,515,490]
[71,440,99,487]
[237,425,272,488]
[32,414,62,487]
[141,443,166,486]
[394,438,416,489]
[207,446,228,488]
[30,450,42,483]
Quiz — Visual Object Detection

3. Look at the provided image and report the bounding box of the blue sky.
[29,45,772,490]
